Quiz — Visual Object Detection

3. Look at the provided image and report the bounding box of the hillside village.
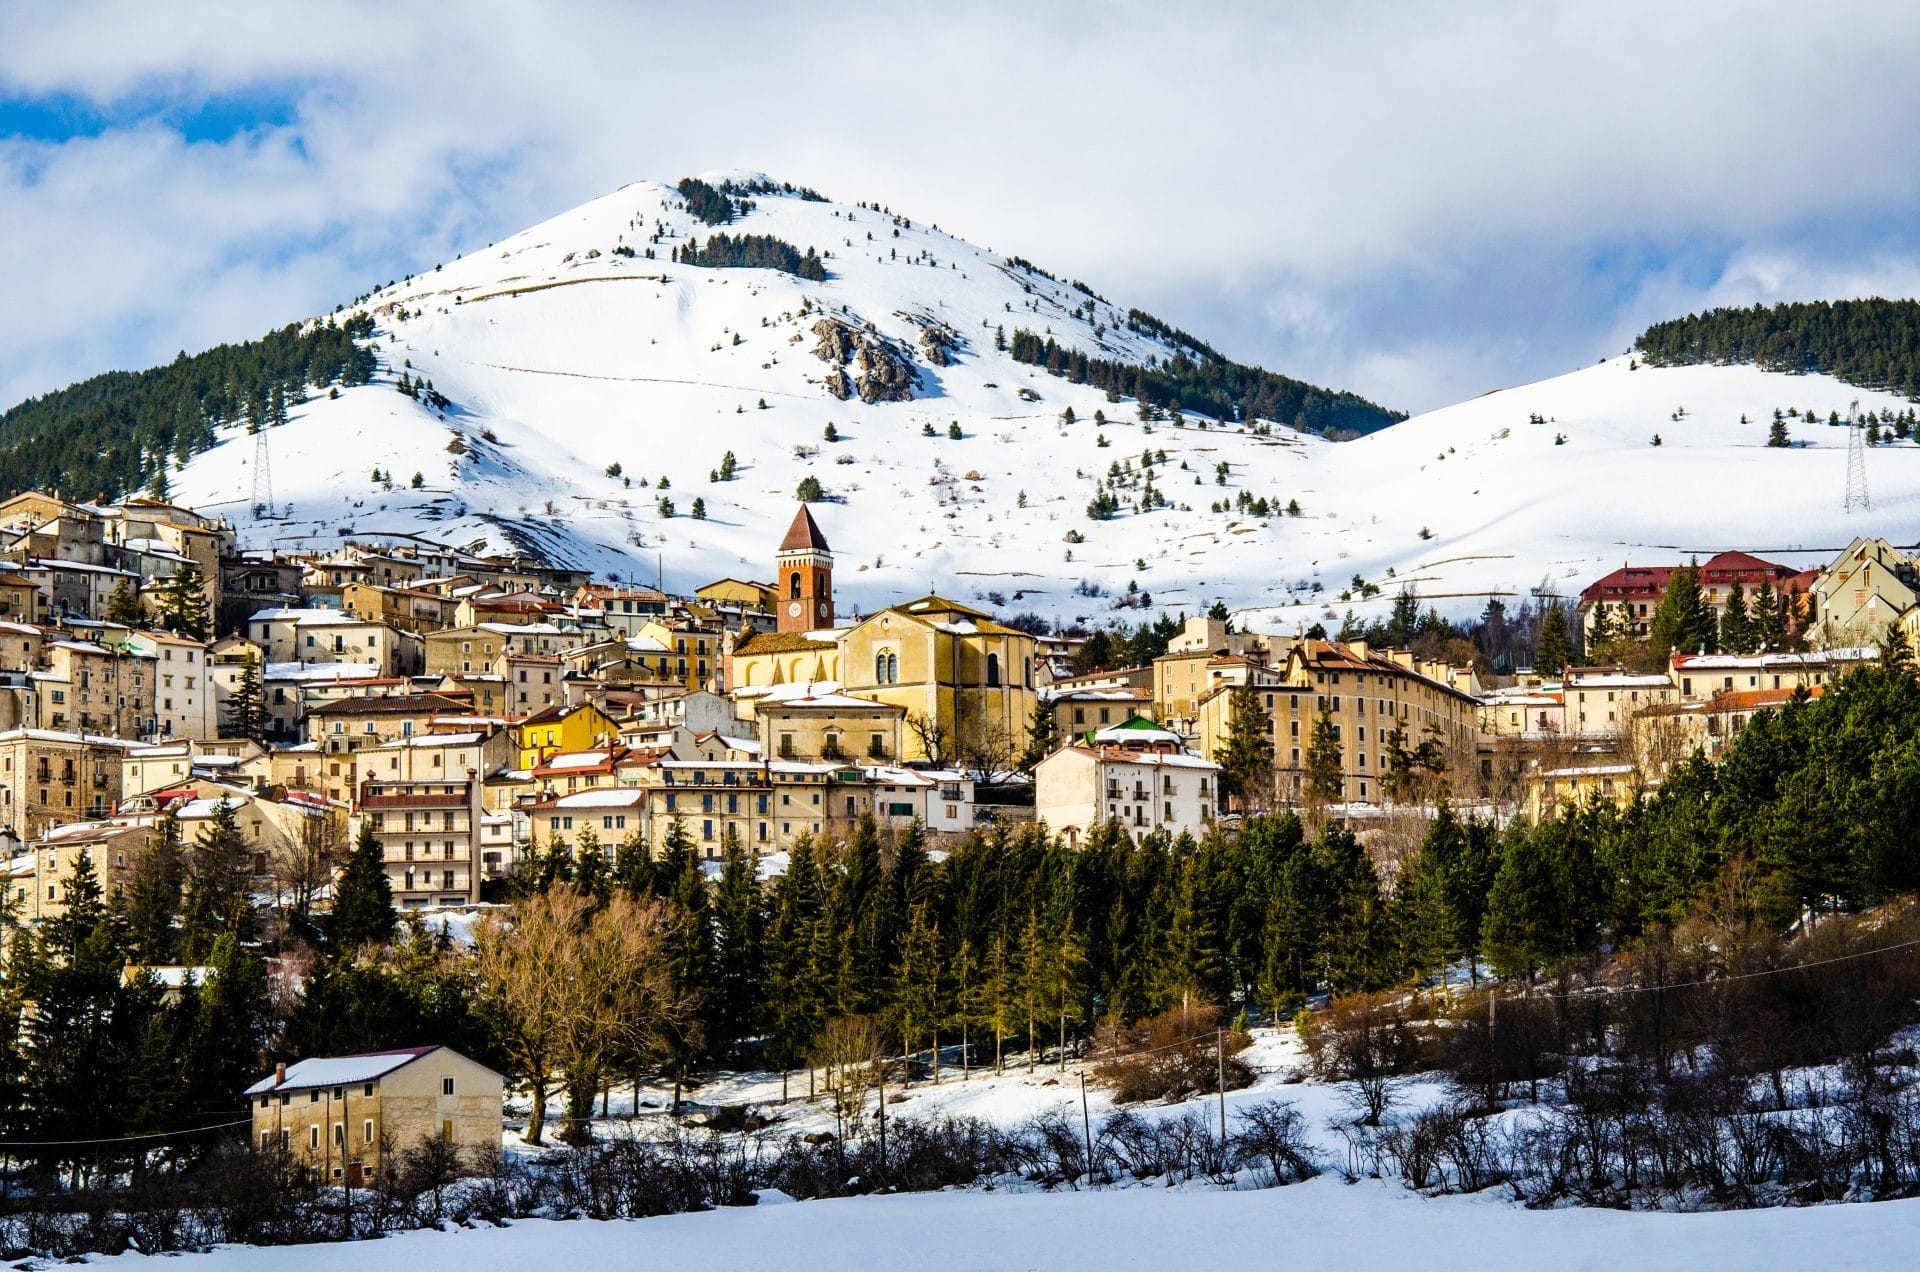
[2,481,1907,924]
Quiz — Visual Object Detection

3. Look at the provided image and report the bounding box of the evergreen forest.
[1636,298,1920,398]
[0,315,375,502]
[1008,328,1404,438]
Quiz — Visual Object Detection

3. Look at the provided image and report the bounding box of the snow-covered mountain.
[169,173,1920,625]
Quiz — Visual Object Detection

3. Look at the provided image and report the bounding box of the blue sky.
[5,0,1920,418]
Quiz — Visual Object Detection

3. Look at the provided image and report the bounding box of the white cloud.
[4,0,1920,413]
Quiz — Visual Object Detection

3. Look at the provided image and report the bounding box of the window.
[986,653,1000,687]
[789,571,801,599]
[442,1076,455,1096]
[364,1118,375,1143]
[441,1120,453,1142]
[310,1125,321,1149]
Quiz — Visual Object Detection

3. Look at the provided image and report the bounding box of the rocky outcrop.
[810,316,919,403]
[854,336,919,402]
[811,317,857,365]
[914,319,960,367]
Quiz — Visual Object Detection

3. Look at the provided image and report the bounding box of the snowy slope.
[168,173,1920,623]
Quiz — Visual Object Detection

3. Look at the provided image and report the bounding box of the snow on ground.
[169,172,1920,626]
[85,1024,1920,1269]
[93,1172,1920,1272]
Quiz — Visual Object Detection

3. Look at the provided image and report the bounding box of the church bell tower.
[776,504,833,633]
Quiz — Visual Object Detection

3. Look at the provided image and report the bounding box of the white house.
[1035,720,1220,847]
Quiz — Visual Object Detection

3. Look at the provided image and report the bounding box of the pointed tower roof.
[778,504,831,553]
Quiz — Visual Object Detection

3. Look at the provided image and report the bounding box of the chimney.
[274,1062,287,1086]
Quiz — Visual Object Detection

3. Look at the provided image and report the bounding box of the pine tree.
[153,565,208,639]
[1720,580,1753,654]
[661,839,713,1093]
[1212,681,1274,812]
[1647,558,1715,660]
[614,830,655,896]
[1768,415,1790,447]
[709,829,764,1063]
[123,811,185,965]
[1316,826,1384,991]
[889,902,942,1074]
[332,817,395,949]
[1752,579,1785,651]
[1019,697,1057,770]
[1386,845,1453,993]
[179,799,253,962]
[763,837,826,1086]
[222,650,265,740]
[1535,600,1570,675]
[980,930,1017,1073]
[42,851,111,965]
[1303,705,1344,809]
[105,577,142,628]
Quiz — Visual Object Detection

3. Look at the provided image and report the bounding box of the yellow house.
[837,596,1037,765]
[697,577,777,613]
[513,701,618,771]
[246,1045,502,1183]
[758,690,906,763]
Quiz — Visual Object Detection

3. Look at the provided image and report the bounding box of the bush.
[1092,1003,1253,1104]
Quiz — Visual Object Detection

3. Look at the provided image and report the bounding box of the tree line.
[0,314,376,501]
[673,233,827,281]
[1636,298,1920,399]
[1007,328,1404,438]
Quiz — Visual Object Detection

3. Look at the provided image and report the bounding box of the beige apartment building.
[1189,640,1481,806]
[357,773,484,906]
[0,729,138,840]
[246,1045,503,1182]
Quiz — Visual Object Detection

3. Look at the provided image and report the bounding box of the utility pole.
[1080,1073,1094,1184]
[1216,1029,1227,1141]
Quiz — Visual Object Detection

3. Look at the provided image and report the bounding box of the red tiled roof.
[778,505,830,553]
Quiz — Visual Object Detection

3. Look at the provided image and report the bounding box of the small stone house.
[245,1044,502,1184]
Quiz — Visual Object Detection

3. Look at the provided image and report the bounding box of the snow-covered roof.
[249,607,367,625]
[263,661,385,683]
[1090,720,1183,746]
[244,1045,446,1095]
[546,788,647,808]
[0,728,142,748]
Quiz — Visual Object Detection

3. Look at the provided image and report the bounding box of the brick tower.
[776,504,833,633]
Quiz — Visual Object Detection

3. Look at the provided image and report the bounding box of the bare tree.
[478,888,698,1146]
[903,712,955,768]
[815,1014,886,1140]
[1305,991,1420,1127]
[555,892,688,1143]
[276,806,347,921]
[474,888,584,1146]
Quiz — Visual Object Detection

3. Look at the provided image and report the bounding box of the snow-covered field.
[82,1025,1920,1270]
[169,172,1920,626]
[108,1183,1920,1272]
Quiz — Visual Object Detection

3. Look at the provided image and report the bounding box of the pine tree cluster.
[1636,298,1920,398]
[1008,329,1403,437]
[0,314,375,501]
[674,233,827,281]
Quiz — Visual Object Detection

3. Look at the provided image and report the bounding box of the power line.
[1480,935,1920,1003]
[0,1122,249,1152]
